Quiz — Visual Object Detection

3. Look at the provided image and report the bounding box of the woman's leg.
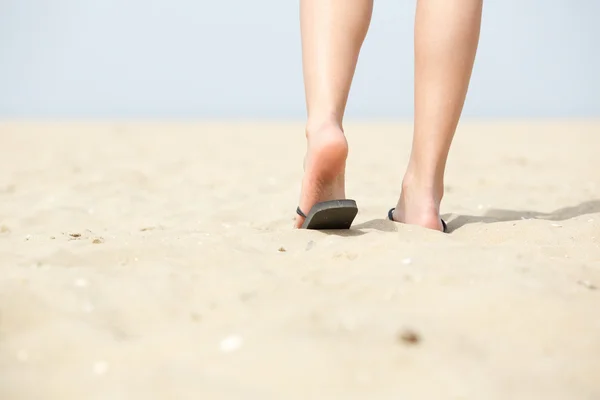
[295,0,373,228]
[392,0,483,231]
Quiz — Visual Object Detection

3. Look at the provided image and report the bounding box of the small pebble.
[278,246,286,253]
[190,312,202,322]
[16,350,28,362]
[306,240,315,251]
[397,329,421,345]
[93,361,109,375]
[70,233,81,238]
[74,278,88,288]
[92,238,104,244]
[577,280,597,290]
[219,335,243,353]
[339,315,356,331]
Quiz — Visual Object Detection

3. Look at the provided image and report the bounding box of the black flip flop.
[297,200,358,230]
[387,207,448,233]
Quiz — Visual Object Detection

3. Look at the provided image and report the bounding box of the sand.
[0,121,599,399]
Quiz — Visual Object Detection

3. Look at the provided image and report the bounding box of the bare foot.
[294,123,348,228]
[391,174,445,232]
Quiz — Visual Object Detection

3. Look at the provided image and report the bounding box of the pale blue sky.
[1,1,598,118]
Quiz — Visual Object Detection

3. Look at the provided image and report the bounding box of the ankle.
[401,172,444,204]
[305,118,343,140]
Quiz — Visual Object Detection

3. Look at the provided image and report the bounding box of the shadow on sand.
[309,217,398,237]
[308,200,599,236]
[446,199,600,232]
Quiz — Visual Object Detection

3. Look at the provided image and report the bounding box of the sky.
[1,0,599,118]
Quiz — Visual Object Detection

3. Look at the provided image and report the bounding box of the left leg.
[295,0,374,228]
[391,0,483,231]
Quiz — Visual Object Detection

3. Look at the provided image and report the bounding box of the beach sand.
[0,121,599,399]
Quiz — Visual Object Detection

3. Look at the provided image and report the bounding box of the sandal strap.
[296,207,307,218]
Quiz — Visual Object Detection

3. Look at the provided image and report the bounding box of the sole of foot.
[294,124,348,229]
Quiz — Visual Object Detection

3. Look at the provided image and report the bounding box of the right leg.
[295,0,373,228]
[392,0,483,231]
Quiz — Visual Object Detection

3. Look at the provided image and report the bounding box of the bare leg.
[294,0,373,228]
[392,0,483,231]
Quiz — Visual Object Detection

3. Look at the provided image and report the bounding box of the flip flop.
[387,207,448,233]
[297,200,358,230]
